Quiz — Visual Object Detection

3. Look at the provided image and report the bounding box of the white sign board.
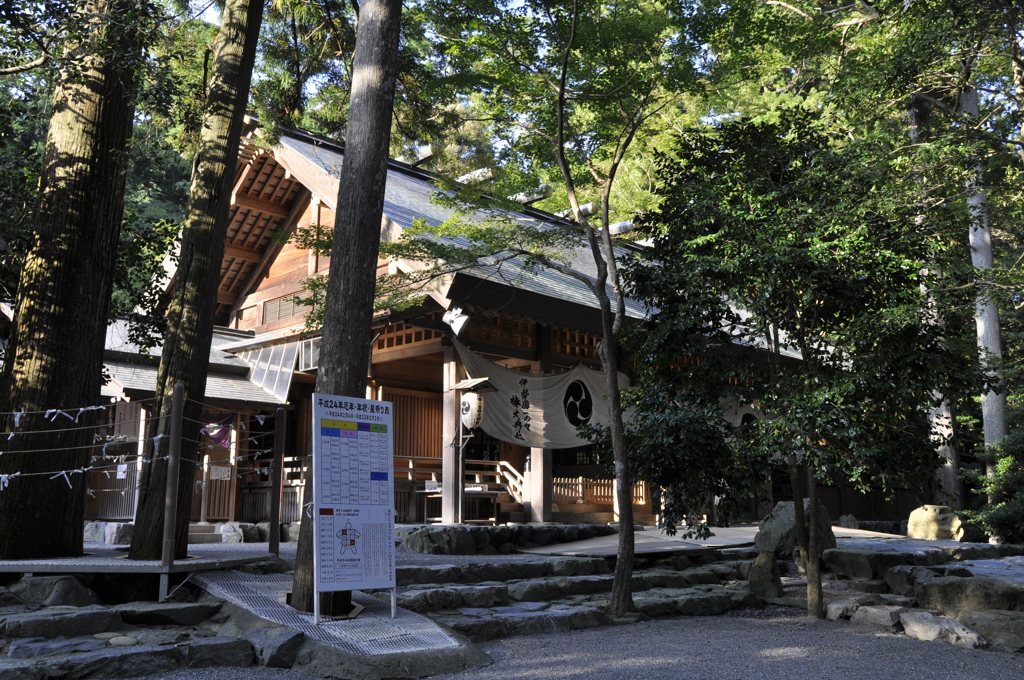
[312,394,395,597]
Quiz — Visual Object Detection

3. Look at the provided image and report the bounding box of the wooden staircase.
[495,491,527,523]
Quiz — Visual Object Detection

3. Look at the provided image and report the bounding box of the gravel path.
[435,614,1024,680]
[130,610,1024,680]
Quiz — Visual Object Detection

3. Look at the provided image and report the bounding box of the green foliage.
[111,122,190,348]
[964,394,1024,543]
[628,105,986,500]
[0,71,50,299]
[418,0,707,222]
[252,0,357,134]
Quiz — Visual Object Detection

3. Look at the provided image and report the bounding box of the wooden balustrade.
[552,477,648,506]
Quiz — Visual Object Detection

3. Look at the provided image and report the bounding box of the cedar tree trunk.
[962,87,1007,504]
[0,0,143,559]
[129,0,264,560]
[291,0,403,613]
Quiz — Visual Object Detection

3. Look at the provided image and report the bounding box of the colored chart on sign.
[312,394,396,593]
[317,419,391,506]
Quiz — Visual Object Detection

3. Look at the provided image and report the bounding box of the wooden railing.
[393,455,442,482]
[553,477,648,506]
[392,456,526,504]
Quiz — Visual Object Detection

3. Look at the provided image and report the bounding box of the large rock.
[907,505,963,541]
[184,636,255,668]
[7,636,108,659]
[244,626,305,668]
[396,564,462,586]
[280,522,301,542]
[549,558,607,577]
[42,645,183,679]
[838,514,859,529]
[8,576,100,607]
[958,609,1024,653]
[916,576,1024,617]
[454,585,508,608]
[746,551,784,599]
[113,601,222,626]
[82,522,106,543]
[882,564,942,596]
[103,522,134,545]
[530,525,561,546]
[754,500,836,560]
[849,604,906,631]
[255,521,281,542]
[403,526,477,555]
[396,588,463,613]
[0,607,118,639]
[218,522,245,544]
[822,549,909,581]
[826,600,861,621]
[900,611,986,648]
[674,590,737,616]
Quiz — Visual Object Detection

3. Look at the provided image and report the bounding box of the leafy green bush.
[964,395,1024,543]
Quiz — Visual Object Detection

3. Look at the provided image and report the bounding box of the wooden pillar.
[527,447,552,522]
[527,326,552,522]
[441,341,460,524]
[612,477,620,523]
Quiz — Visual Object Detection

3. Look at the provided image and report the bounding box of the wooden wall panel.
[384,387,442,459]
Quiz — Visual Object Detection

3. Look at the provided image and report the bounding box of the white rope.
[75,405,106,423]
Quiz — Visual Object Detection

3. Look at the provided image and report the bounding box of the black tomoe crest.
[563,380,593,427]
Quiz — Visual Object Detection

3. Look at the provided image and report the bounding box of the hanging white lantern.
[460,392,484,430]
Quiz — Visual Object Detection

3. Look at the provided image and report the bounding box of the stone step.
[0,606,120,639]
[392,562,745,616]
[1,635,254,677]
[397,557,610,587]
[188,533,223,544]
[427,582,759,642]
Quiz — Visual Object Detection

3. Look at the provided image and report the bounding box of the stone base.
[398,524,618,555]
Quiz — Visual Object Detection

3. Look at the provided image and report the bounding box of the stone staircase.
[0,576,257,678]
[187,524,222,544]
[377,554,760,641]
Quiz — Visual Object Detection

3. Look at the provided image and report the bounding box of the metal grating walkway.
[193,571,460,656]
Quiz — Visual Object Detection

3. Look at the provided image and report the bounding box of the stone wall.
[398,524,619,555]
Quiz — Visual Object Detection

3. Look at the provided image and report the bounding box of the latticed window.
[467,313,535,349]
[376,315,444,351]
[551,326,600,362]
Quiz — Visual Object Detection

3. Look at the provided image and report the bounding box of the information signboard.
[312,393,395,602]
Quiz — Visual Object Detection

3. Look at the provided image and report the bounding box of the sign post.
[311,393,396,623]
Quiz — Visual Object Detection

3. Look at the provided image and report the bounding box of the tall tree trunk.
[961,87,1007,506]
[598,310,636,616]
[0,0,143,559]
[129,0,264,560]
[909,96,963,509]
[291,0,403,614]
[805,466,823,619]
